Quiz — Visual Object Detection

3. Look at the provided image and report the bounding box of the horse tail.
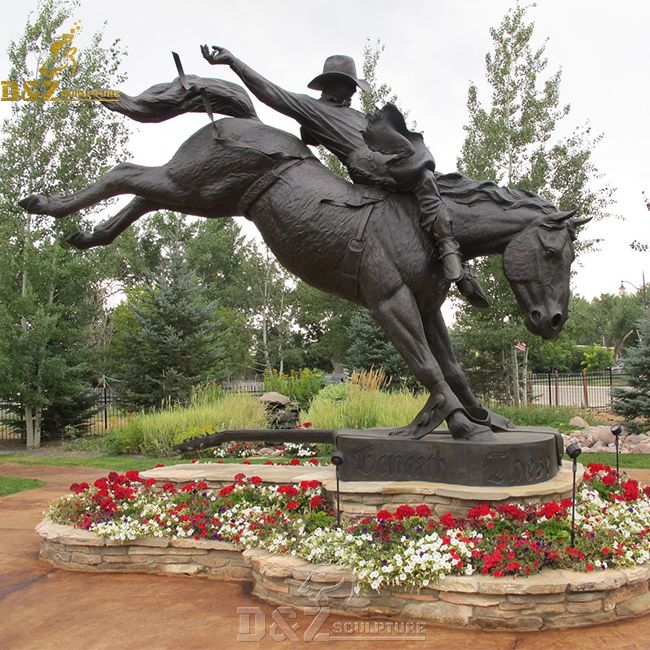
[101,74,258,124]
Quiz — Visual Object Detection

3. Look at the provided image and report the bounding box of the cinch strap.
[237,158,306,215]
[340,202,376,302]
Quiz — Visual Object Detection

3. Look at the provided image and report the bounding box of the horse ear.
[570,216,592,228]
[551,209,578,223]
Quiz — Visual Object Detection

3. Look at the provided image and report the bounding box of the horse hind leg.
[370,284,490,439]
[67,196,158,250]
[18,162,169,219]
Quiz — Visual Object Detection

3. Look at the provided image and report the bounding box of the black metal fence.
[0,370,632,440]
[529,369,630,410]
[0,387,126,441]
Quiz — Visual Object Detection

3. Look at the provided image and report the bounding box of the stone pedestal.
[333,427,562,485]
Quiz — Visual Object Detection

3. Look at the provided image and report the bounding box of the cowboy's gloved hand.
[201,44,234,66]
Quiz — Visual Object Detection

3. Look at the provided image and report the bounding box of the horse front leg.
[67,196,159,250]
[370,284,491,440]
[18,162,162,218]
[423,307,515,432]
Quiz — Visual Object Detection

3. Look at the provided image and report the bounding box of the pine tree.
[612,312,650,425]
[108,250,224,410]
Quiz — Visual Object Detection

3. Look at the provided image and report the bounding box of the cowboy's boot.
[456,262,490,309]
[436,236,464,282]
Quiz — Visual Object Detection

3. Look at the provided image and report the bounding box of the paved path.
[1,463,650,650]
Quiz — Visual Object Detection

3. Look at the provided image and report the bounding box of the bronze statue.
[199,46,487,307]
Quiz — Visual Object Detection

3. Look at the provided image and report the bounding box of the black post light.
[566,442,582,548]
[611,424,623,482]
[331,451,344,528]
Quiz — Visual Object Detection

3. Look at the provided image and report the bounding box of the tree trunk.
[34,405,42,448]
[511,346,520,407]
[25,405,34,449]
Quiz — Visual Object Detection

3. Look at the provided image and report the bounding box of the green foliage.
[0,475,45,496]
[485,403,605,433]
[453,4,614,401]
[612,311,650,425]
[263,368,324,408]
[0,0,130,446]
[344,309,414,386]
[104,391,267,456]
[107,249,224,410]
[305,383,426,429]
[580,344,615,372]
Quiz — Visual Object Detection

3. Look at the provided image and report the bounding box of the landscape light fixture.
[566,442,582,548]
[331,451,344,528]
[611,425,623,482]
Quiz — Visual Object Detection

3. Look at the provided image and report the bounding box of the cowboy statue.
[200,46,488,308]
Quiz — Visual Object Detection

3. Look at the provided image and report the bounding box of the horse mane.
[436,171,558,216]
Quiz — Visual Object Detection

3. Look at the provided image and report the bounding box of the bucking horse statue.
[18,61,590,449]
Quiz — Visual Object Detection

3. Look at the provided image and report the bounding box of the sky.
[1,0,648,313]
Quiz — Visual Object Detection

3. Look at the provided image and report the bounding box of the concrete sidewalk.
[1,463,650,650]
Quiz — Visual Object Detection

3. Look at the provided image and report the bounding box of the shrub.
[263,368,323,407]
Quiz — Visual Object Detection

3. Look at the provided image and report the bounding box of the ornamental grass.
[104,392,267,456]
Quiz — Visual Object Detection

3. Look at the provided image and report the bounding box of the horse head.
[502,210,591,340]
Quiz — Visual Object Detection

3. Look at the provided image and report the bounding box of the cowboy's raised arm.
[201,45,310,122]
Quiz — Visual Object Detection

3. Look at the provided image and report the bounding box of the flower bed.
[46,464,650,593]
[40,463,650,630]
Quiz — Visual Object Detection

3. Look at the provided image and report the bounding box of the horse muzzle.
[525,308,566,340]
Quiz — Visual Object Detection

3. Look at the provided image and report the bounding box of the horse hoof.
[447,410,492,440]
[18,194,47,213]
[67,232,91,249]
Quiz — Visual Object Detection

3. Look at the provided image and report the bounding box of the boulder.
[259,392,291,407]
[569,416,589,429]
[630,444,650,454]
[586,427,615,446]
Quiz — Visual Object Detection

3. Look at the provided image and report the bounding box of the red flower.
[285,500,300,510]
[191,459,199,464]
[250,476,263,485]
[155,463,165,468]
[233,473,246,483]
[70,482,89,494]
[415,504,432,518]
[395,505,416,520]
[586,564,594,572]
[94,478,108,490]
[219,485,235,496]
[302,422,313,428]
[144,478,157,488]
[289,458,301,466]
[602,473,616,486]
[264,461,274,465]
[376,510,393,521]
[309,495,325,508]
[162,482,176,493]
[277,485,299,497]
[196,481,208,490]
[467,503,493,519]
[439,511,455,528]
[125,470,140,482]
[307,459,320,465]
[242,461,251,465]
